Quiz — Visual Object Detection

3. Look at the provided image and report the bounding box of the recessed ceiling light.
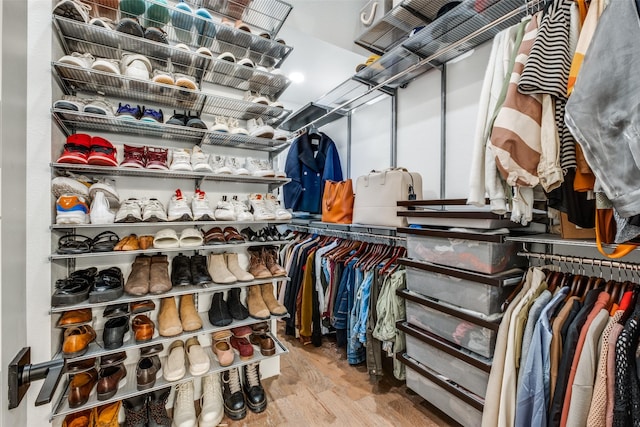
[289,71,305,83]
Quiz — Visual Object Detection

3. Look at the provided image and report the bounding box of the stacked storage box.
[396,202,525,427]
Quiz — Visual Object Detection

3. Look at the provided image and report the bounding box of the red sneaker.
[120,144,146,168]
[87,136,118,167]
[146,147,169,170]
[57,134,91,164]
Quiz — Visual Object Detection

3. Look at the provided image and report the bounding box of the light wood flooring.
[221,321,458,427]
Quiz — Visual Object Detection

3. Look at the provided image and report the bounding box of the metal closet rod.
[517,251,640,272]
[291,0,547,135]
[289,224,406,244]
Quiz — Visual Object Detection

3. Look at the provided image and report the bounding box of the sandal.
[91,231,120,252]
[204,227,225,245]
[58,234,92,254]
[223,226,245,243]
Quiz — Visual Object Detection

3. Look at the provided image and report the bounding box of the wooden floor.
[221,321,458,427]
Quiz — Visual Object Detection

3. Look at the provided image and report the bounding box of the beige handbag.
[352,168,422,228]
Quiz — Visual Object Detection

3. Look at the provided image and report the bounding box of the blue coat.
[283,131,343,213]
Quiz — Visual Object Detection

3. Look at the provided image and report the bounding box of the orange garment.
[560,292,611,425]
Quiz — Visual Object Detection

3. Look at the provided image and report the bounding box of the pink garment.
[606,323,625,427]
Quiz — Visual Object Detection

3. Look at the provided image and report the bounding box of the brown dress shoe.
[57,308,93,328]
[137,355,160,390]
[179,294,202,332]
[248,248,272,279]
[97,364,127,401]
[158,297,183,337]
[132,314,155,342]
[63,325,97,358]
[250,333,275,356]
[140,343,164,357]
[125,256,151,296]
[130,299,156,315]
[65,357,97,374]
[149,255,172,294]
[68,368,98,408]
[99,352,126,368]
[62,408,92,427]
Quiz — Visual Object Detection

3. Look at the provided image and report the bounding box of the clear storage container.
[399,321,491,397]
[403,259,522,316]
[400,289,499,358]
[401,228,526,274]
[401,353,483,427]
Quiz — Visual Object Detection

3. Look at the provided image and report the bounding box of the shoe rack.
[48,0,294,422]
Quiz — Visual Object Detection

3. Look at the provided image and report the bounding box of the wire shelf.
[185,0,293,38]
[51,219,290,230]
[54,16,291,98]
[51,329,288,419]
[51,163,290,192]
[52,109,292,153]
[52,62,291,123]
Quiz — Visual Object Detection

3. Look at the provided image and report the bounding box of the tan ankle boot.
[247,285,270,319]
[248,249,271,279]
[226,253,254,282]
[208,253,237,284]
[125,256,151,296]
[263,248,286,277]
[179,294,202,331]
[261,283,287,315]
[158,297,183,337]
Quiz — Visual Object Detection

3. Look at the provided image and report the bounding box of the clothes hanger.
[380,246,406,275]
[366,244,392,271]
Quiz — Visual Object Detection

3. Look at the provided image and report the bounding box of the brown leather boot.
[158,297,183,337]
[149,255,172,294]
[248,248,271,279]
[261,283,287,316]
[263,248,286,277]
[125,256,151,296]
[179,294,202,332]
[247,285,270,320]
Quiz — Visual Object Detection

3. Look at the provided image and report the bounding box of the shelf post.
[391,89,397,168]
[347,111,352,178]
[440,64,447,199]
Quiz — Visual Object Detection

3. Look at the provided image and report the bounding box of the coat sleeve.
[283,139,302,210]
[322,141,343,183]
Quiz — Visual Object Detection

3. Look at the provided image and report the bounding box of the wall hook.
[360,1,378,26]
[8,347,64,409]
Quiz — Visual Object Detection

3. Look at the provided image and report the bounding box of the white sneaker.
[265,193,292,220]
[274,169,287,178]
[243,90,269,105]
[120,54,152,80]
[89,178,120,208]
[192,190,215,221]
[225,156,249,175]
[56,195,90,225]
[89,191,115,224]
[231,196,254,221]
[228,118,249,135]
[273,128,289,141]
[53,0,92,23]
[210,155,232,174]
[199,373,224,427]
[191,146,213,172]
[249,193,276,221]
[52,176,91,199]
[214,199,237,221]
[53,95,86,112]
[164,341,186,382]
[246,117,275,139]
[83,97,115,116]
[168,189,193,221]
[115,198,142,223]
[210,116,229,133]
[170,148,193,171]
[173,381,197,426]
[141,198,168,222]
[58,52,95,68]
[246,157,275,177]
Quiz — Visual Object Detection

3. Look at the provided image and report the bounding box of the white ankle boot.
[198,372,224,427]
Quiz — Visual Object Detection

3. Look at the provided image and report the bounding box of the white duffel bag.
[352,168,423,228]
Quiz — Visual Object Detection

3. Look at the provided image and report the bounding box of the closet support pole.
[440,64,447,199]
[391,91,398,167]
[347,111,352,178]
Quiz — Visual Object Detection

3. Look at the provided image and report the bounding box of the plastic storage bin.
[399,289,499,358]
[400,227,526,274]
[402,259,522,316]
[399,321,491,397]
[400,353,483,427]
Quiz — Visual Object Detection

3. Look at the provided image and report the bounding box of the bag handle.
[595,211,637,259]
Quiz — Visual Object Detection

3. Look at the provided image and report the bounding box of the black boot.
[123,394,148,427]
[171,254,192,286]
[208,292,233,326]
[227,288,249,320]
[147,386,172,427]
[222,367,246,420]
[243,362,267,413]
[190,254,212,286]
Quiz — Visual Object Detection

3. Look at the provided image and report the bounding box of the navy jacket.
[283,131,343,213]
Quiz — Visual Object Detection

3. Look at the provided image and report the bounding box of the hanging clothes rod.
[291,0,549,135]
[517,252,640,272]
[289,224,406,246]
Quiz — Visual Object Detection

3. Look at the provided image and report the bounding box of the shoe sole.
[115,214,142,223]
[169,213,193,221]
[224,405,247,420]
[51,290,90,307]
[89,287,124,303]
[246,399,267,413]
[56,211,89,224]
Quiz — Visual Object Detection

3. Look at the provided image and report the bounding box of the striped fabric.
[489,16,541,187]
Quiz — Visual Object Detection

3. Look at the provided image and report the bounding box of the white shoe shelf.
[51,219,291,230]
